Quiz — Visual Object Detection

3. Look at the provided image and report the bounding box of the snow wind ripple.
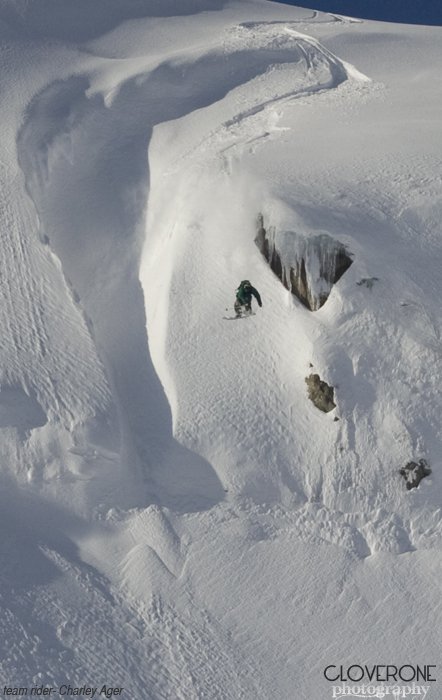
[15,20,368,513]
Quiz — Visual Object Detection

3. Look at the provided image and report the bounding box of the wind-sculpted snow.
[0,0,228,41]
[140,22,370,509]
[2,1,442,696]
[142,0,442,581]
[16,18,365,514]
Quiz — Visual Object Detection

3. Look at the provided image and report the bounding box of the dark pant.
[234,299,251,316]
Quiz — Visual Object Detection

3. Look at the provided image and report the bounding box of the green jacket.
[236,281,262,306]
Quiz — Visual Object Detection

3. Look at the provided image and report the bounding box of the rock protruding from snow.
[305,374,336,413]
[399,459,431,490]
[255,214,352,310]
[357,277,379,289]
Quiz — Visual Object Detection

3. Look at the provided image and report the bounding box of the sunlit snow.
[0,0,441,696]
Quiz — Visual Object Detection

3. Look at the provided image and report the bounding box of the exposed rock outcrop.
[255,214,352,310]
[305,374,336,413]
[399,459,431,490]
[357,277,379,289]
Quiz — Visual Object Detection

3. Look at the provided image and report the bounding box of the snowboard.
[223,312,256,320]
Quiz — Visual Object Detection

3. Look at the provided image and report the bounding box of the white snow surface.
[1,0,442,696]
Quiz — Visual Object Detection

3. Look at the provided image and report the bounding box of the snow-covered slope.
[1,0,441,696]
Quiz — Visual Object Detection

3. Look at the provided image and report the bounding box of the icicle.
[255,216,353,310]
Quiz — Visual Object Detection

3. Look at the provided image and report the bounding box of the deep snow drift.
[0,0,441,697]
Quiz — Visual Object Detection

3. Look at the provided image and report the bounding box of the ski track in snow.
[4,10,368,692]
[15,16,367,512]
[163,21,370,170]
[1,1,442,695]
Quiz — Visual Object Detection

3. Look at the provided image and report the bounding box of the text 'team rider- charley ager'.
[2,685,124,697]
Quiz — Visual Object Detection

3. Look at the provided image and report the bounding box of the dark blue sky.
[270,0,442,25]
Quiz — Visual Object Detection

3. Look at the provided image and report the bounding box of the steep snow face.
[138,12,442,692]
[140,18,369,507]
[1,0,442,696]
[140,13,442,527]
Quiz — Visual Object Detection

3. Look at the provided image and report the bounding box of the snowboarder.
[234,280,262,317]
